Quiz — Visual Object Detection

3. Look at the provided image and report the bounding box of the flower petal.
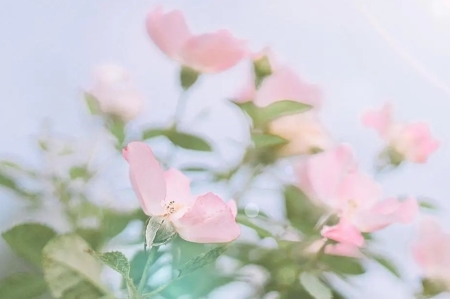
[227,200,238,218]
[180,30,247,73]
[361,102,393,137]
[172,192,241,243]
[146,6,191,60]
[321,218,364,247]
[325,243,362,258]
[296,144,355,209]
[122,142,165,215]
[255,66,322,108]
[163,168,195,208]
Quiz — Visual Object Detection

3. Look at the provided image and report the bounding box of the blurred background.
[2,0,450,298]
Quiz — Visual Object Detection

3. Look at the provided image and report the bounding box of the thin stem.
[137,247,158,294]
[172,91,189,128]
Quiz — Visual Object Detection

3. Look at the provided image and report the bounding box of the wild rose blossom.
[362,102,439,164]
[235,54,332,156]
[146,6,247,73]
[413,218,450,289]
[296,144,418,249]
[122,141,240,244]
[88,64,144,121]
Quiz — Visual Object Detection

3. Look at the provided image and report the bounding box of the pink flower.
[413,218,450,287]
[89,64,144,121]
[362,103,439,163]
[146,6,247,73]
[306,239,361,258]
[122,141,240,243]
[235,55,332,156]
[296,144,418,244]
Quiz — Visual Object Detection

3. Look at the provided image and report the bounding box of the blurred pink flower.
[235,53,332,156]
[296,144,418,244]
[306,239,361,258]
[89,64,144,121]
[146,6,247,73]
[362,103,439,163]
[122,141,240,243]
[413,218,450,287]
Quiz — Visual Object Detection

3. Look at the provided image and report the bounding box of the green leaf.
[108,118,126,147]
[259,100,312,123]
[142,128,167,140]
[90,251,138,298]
[84,93,100,115]
[372,255,401,278]
[127,250,165,288]
[0,272,48,299]
[232,101,260,121]
[321,255,365,276]
[419,201,437,210]
[236,214,272,238]
[42,234,109,299]
[69,165,91,181]
[252,133,288,149]
[2,223,57,268]
[177,245,229,279]
[299,272,332,299]
[284,185,324,235]
[167,131,212,152]
[180,66,200,90]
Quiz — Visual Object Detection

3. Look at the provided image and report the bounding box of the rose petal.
[180,30,247,73]
[321,218,364,247]
[227,200,238,218]
[361,102,393,137]
[163,168,196,208]
[255,66,322,108]
[325,243,362,258]
[122,142,165,215]
[172,192,241,243]
[146,6,191,60]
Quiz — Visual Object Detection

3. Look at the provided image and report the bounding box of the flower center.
[163,200,183,217]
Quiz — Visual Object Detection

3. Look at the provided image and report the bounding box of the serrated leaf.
[2,223,57,268]
[43,234,109,298]
[259,100,312,123]
[177,245,229,279]
[372,255,401,278]
[0,272,48,299]
[167,131,212,152]
[142,128,167,140]
[299,272,332,299]
[84,93,100,115]
[252,133,288,149]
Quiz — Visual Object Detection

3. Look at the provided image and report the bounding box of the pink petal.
[321,218,364,247]
[393,122,439,163]
[325,243,362,258]
[163,168,196,208]
[227,200,238,218]
[361,102,393,137]
[172,192,241,243]
[353,197,418,232]
[146,6,191,60]
[122,142,165,215]
[296,144,355,209]
[336,170,383,210]
[254,66,322,108]
[180,30,247,73]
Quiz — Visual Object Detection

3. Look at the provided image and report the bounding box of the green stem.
[137,247,158,294]
[172,91,189,128]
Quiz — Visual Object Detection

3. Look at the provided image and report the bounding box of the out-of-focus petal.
[180,30,247,73]
[122,142,165,215]
[146,6,191,60]
[172,192,240,243]
[321,218,364,247]
[361,102,393,137]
